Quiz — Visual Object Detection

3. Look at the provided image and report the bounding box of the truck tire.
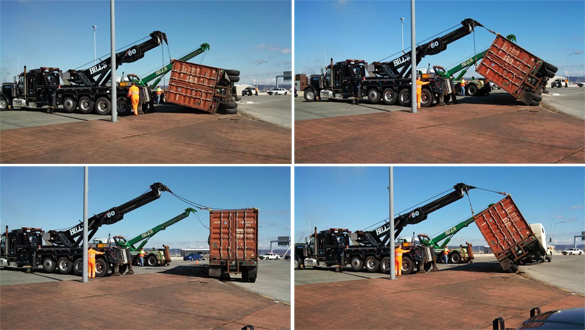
[544,68,556,78]
[544,62,558,74]
[146,255,158,267]
[62,96,77,113]
[466,84,478,96]
[73,258,83,276]
[449,252,461,264]
[367,88,381,104]
[57,257,73,274]
[78,96,94,114]
[95,97,112,115]
[95,258,109,277]
[350,256,363,271]
[0,96,8,110]
[421,89,434,107]
[380,257,390,274]
[364,256,380,273]
[398,88,411,106]
[294,258,301,269]
[382,88,398,105]
[226,69,240,76]
[401,256,414,275]
[42,257,57,273]
[304,89,316,102]
[116,97,132,116]
[242,266,258,282]
[228,75,240,83]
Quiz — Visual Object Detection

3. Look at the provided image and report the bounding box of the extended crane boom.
[353,183,475,247]
[63,31,168,87]
[419,215,477,250]
[114,208,196,251]
[46,182,172,248]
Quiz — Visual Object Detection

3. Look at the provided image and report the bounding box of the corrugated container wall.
[166,60,226,113]
[474,195,539,263]
[209,209,259,262]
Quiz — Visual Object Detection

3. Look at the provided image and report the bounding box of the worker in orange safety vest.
[416,77,430,109]
[443,246,451,264]
[459,78,466,96]
[88,247,104,278]
[127,82,140,115]
[156,86,163,104]
[395,244,409,276]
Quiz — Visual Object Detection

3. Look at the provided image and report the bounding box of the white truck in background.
[530,223,552,262]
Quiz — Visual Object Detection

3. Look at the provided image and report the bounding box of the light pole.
[566,51,581,85]
[553,221,565,246]
[256,60,267,92]
[410,0,417,114]
[401,17,404,53]
[93,25,97,65]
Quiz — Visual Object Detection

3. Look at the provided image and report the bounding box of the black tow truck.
[303,19,485,107]
[295,183,475,275]
[0,31,168,115]
[0,182,172,277]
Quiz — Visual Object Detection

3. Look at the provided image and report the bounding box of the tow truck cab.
[305,60,366,101]
[296,228,350,268]
[0,67,61,110]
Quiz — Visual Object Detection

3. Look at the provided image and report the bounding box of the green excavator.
[113,208,197,267]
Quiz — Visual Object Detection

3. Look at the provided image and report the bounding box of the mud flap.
[208,266,221,278]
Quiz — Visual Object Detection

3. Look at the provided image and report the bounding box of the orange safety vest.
[139,250,146,257]
[127,85,140,98]
[156,88,162,95]
[395,248,408,258]
[443,248,450,255]
[460,80,466,87]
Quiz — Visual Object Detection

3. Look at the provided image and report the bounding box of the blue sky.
[295,167,585,247]
[0,0,291,86]
[0,167,291,249]
[295,0,585,78]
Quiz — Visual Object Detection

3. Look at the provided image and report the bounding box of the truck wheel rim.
[0,99,8,108]
[97,101,107,112]
[367,260,374,268]
[307,91,314,99]
[59,260,67,270]
[383,92,392,101]
[64,99,73,109]
[80,100,90,110]
[44,259,53,268]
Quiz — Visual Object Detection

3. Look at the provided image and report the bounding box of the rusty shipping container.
[208,208,259,282]
[166,60,237,114]
[476,35,557,106]
[474,195,546,272]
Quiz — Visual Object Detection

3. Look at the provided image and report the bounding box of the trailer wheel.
[380,257,390,273]
[62,96,77,113]
[146,255,157,267]
[449,252,461,264]
[73,258,83,276]
[228,75,240,83]
[116,97,131,116]
[226,69,240,76]
[367,88,381,104]
[543,68,556,78]
[421,89,434,107]
[42,257,57,273]
[78,96,94,114]
[398,89,411,106]
[543,62,558,74]
[304,89,316,102]
[382,88,398,105]
[466,84,478,96]
[95,97,112,115]
[364,256,380,273]
[95,258,109,277]
[401,256,414,275]
[0,96,8,110]
[350,256,363,271]
[57,257,73,274]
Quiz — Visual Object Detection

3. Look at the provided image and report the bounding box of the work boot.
[127,270,135,275]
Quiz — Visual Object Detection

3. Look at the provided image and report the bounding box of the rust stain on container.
[477,35,552,106]
[474,195,542,271]
[166,60,230,113]
[208,209,259,281]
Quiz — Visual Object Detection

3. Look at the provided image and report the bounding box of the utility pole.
[567,51,581,85]
[389,167,395,280]
[110,0,117,122]
[82,167,89,283]
[93,25,97,65]
[410,0,417,114]
[401,17,404,53]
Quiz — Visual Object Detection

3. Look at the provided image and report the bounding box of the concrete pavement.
[295,261,584,330]
[237,95,292,129]
[541,87,585,120]
[519,254,585,295]
[295,92,584,164]
[1,272,290,330]
[0,107,291,164]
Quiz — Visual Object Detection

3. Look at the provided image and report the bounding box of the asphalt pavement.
[541,86,585,120]
[237,95,292,129]
[519,254,585,294]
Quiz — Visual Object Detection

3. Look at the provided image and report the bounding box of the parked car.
[183,253,203,261]
[259,252,282,260]
[562,248,583,255]
[577,82,583,87]
[550,79,564,88]
[242,87,257,96]
[267,88,288,95]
